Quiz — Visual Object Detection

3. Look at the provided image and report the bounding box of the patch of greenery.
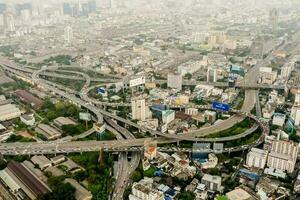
[44,55,72,65]
[39,176,76,200]
[144,167,156,177]
[206,118,253,138]
[5,134,35,143]
[38,100,80,122]
[68,152,114,200]
[177,191,195,200]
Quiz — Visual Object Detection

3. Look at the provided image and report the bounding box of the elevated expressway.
[4,38,296,145]
[1,59,266,143]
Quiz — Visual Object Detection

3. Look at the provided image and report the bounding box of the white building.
[20,114,35,126]
[291,106,300,126]
[259,67,277,84]
[64,26,73,43]
[0,104,22,122]
[185,108,199,116]
[201,174,222,192]
[204,110,217,123]
[294,90,300,106]
[131,178,164,200]
[31,155,52,170]
[167,73,182,91]
[162,110,175,125]
[281,65,292,79]
[132,98,151,121]
[4,12,15,32]
[207,67,218,82]
[272,113,286,127]
[267,140,298,173]
[246,148,268,169]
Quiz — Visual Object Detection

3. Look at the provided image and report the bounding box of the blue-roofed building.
[230,64,245,77]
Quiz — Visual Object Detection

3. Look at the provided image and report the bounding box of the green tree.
[39,183,75,200]
[131,170,142,182]
[177,191,195,200]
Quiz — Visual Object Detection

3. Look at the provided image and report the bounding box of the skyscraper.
[64,26,73,43]
[269,8,279,31]
[207,67,218,82]
[132,98,147,121]
[3,12,15,32]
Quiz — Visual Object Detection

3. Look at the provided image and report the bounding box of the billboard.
[129,76,146,87]
[212,101,230,112]
[79,112,91,121]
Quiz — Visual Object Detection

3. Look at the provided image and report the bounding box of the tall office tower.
[15,3,32,16]
[269,8,279,31]
[88,1,97,12]
[0,14,3,27]
[131,98,146,121]
[167,73,182,91]
[110,0,121,9]
[20,9,31,23]
[64,26,73,43]
[0,3,6,14]
[3,12,15,32]
[207,67,217,82]
[63,3,72,16]
[267,140,298,173]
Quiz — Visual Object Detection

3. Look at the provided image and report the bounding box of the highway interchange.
[1,34,300,198]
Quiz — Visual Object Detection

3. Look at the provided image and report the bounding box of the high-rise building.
[246,148,268,169]
[267,140,298,173]
[0,3,6,14]
[269,8,279,31]
[63,3,72,15]
[207,67,217,82]
[291,106,300,126]
[3,12,15,32]
[132,98,147,121]
[64,26,73,43]
[88,1,97,12]
[294,90,300,106]
[167,73,182,91]
[201,174,222,192]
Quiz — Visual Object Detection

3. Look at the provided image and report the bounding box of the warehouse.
[65,178,92,200]
[0,104,22,122]
[35,124,62,140]
[6,161,50,199]
[53,117,77,128]
[15,90,43,109]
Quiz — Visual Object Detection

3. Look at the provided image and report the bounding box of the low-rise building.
[53,117,77,128]
[65,178,92,200]
[226,188,255,200]
[0,104,22,122]
[204,110,217,123]
[20,114,35,126]
[15,90,43,109]
[272,113,286,127]
[131,178,164,200]
[6,161,50,199]
[50,155,66,165]
[60,158,83,173]
[31,155,52,170]
[35,124,62,140]
[185,108,199,116]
